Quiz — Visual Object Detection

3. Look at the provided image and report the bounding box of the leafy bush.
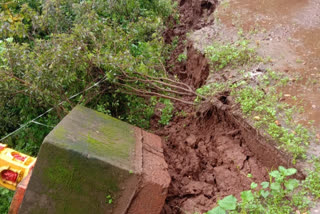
[0,0,176,211]
[0,0,176,149]
[0,187,14,214]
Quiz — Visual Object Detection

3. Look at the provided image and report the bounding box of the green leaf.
[284,168,297,176]
[241,190,254,202]
[278,166,286,174]
[207,206,226,214]
[270,182,281,192]
[251,182,258,189]
[269,170,281,178]
[5,37,13,43]
[285,179,299,191]
[279,166,297,176]
[218,195,237,211]
[260,190,270,198]
[261,181,269,189]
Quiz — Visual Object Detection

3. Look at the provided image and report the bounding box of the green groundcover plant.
[207,166,314,214]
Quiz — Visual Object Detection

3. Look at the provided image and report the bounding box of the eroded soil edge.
[152,0,300,213]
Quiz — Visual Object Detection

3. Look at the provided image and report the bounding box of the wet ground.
[156,103,271,214]
[213,0,320,129]
[151,0,320,212]
[155,0,303,213]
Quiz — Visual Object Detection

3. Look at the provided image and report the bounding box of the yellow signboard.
[0,143,36,190]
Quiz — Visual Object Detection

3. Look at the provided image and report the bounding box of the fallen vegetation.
[0,0,180,211]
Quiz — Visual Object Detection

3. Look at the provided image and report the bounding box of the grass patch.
[303,159,320,199]
[204,39,257,70]
[232,84,310,162]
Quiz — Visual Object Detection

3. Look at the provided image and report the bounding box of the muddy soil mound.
[154,101,272,214]
[158,1,266,213]
[155,0,298,213]
[179,0,217,30]
[165,0,217,88]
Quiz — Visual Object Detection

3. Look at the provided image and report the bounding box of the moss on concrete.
[19,106,140,214]
[45,105,137,170]
[51,126,67,142]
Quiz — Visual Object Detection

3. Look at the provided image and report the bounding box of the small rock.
[198,141,207,155]
[186,134,197,147]
[284,94,291,97]
[312,105,316,109]
[227,129,241,136]
[291,78,297,82]
[181,181,213,196]
[254,116,260,121]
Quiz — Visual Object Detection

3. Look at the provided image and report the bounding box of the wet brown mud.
[164,0,217,88]
[155,100,296,214]
[152,1,300,213]
[158,104,270,213]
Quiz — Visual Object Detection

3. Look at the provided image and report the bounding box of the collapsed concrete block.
[19,106,170,214]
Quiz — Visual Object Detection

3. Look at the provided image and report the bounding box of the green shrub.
[0,187,14,214]
[159,99,174,125]
[0,0,176,211]
[0,0,175,148]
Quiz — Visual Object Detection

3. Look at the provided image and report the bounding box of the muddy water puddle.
[215,0,320,129]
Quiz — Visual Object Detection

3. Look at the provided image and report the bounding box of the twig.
[116,83,195,105]
[117,77,194,96]
[119,71,197,96]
